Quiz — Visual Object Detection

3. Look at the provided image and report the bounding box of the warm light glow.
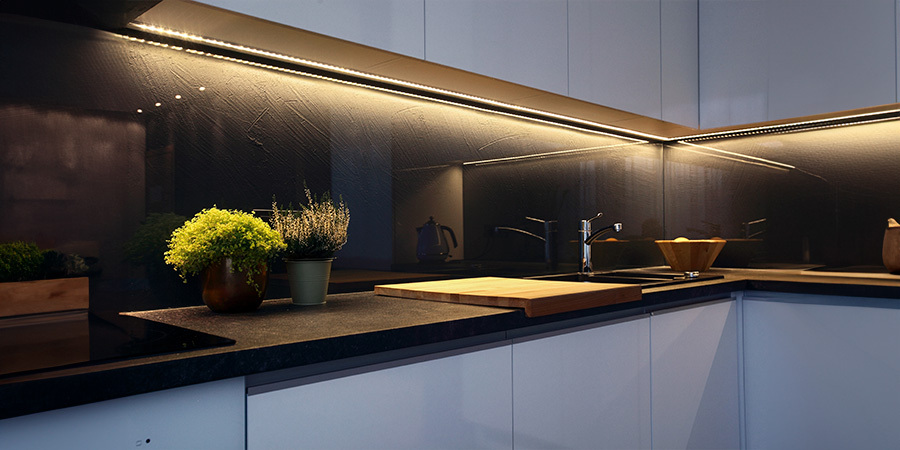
[136,109,143,113]
[155,102,162,107]
[175,94,182,99]
[199,86,206,91]
[677,109,900,141]
[127,22,660,143]
[463,142,648,166]
[126,22,897,144]
[672,141,795,172]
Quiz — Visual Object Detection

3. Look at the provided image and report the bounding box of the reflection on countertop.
[391,260,581,278]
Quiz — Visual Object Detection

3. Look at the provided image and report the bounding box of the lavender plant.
[270,189,350,259]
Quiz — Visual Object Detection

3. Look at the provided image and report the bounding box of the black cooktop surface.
[0,312,235,379]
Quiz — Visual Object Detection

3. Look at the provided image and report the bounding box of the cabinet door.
[512,317,651,450]
[700,0,896,129]
[247,344,512,449]
[568,0,662,121]
[764,0,895,121]
[660,0,700,128]
[650,299,740,450]
[0,377,245,449]
[743,293,900,449]
[424,0,569,96]
[199,0,426,58]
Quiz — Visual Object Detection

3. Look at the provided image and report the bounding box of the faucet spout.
[584,223,623,246]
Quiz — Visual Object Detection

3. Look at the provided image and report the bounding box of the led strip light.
[128,22,661,143]
[125,21,900,169]
[676,108,900,141]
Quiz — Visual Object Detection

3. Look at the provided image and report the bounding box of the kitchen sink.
[529,271,724,288]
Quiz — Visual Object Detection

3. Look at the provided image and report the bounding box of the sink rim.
[529,271,724,288]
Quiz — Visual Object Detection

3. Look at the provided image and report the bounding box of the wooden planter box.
[0,277,89,318]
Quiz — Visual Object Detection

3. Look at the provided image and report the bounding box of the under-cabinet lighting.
[126,23,900,146]
[678,108,900,141]
[126,22,661,143]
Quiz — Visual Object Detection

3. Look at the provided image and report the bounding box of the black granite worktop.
[3,267,900,420]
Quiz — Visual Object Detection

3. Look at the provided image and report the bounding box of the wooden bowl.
[654,239,727,273]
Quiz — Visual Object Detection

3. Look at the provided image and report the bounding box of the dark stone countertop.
[3,267,900,420]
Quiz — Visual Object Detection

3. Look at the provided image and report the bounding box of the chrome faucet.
[580,213,622,274]
[494,216,558,269]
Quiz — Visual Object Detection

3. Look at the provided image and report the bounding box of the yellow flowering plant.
[164,207,285,292]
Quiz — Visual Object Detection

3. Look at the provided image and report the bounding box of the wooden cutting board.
[374,277,641,317]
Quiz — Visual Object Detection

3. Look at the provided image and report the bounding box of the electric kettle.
[416,216,458,262]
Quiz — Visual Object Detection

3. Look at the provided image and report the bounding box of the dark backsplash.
[3,15,899,311]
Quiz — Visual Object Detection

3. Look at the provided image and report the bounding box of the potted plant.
[124,213,194,299]
[164,207,285,313]
[0,241,91,317]
[270,188,350,305]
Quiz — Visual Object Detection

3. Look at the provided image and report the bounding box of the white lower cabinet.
[0,377,245,449]
[246,344,513,449]
[512,317,652,450]
[650,299,741,450]
[742,292,900,450]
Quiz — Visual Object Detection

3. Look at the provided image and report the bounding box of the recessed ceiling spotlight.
[198,86,206,91]
[155,102,162,107]
[175,94,182,99]
[137,109,143,113]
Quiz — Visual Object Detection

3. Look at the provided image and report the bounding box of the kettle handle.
[441,225,458,248]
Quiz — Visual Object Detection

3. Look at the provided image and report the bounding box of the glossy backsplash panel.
[462,142,664,270]
[666,122,900,266]
[2,15,899,311]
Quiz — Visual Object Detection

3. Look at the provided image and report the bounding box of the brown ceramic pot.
[882,218,900,274]
[200,258,267,313]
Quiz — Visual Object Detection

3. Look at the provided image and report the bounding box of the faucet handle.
[525,216,557,224]
[583,212,604,224]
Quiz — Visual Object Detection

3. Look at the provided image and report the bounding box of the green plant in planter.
[0,241,44,282]
[125,213,189,272]
[270,189,350,259]
[164,207,285,293]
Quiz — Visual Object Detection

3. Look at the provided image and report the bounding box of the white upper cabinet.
[700,0,897,129]
[424,0,569,96]
[568,0,699,128]
[568,0,662,121]
[699,0,768,128]
[661,0,700,128]
[199,0,426,58]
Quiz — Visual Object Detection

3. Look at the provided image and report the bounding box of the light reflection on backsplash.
[672,121,900,266]
[2,14,899,312]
